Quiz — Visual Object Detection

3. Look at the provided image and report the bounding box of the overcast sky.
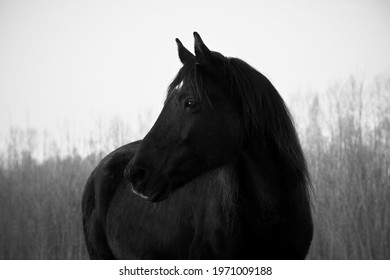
[0,0,389,147]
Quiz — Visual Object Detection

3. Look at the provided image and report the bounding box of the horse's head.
[124,32,245,202]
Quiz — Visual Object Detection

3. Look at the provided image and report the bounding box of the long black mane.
[228,58,311,195]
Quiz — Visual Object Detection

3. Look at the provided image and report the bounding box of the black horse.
[82,32,313,259]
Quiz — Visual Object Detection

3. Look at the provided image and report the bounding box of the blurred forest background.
[0,74,389,259]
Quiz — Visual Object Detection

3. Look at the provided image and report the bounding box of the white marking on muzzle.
[131,187,149,200]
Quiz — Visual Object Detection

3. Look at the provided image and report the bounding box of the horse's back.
[82,140,141,259]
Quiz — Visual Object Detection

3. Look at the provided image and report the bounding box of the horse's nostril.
[130,167,149,187]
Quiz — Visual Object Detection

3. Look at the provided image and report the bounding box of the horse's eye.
[184,99,198,110]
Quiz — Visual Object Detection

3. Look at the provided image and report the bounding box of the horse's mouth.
[131,184,169,203]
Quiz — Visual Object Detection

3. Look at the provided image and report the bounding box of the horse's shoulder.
[98,140,141,175]
[88,140,141,207]
[82,140,141,259]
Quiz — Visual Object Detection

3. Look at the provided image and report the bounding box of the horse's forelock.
[166,63,209,105]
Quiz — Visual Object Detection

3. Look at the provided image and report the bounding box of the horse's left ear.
[193,32,212,64]
[176,38,195,64]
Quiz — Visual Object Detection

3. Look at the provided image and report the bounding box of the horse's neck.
[235,148,284,218]
[187,148,284,221]
[185,164,238,220]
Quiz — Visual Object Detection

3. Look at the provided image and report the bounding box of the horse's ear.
[193,32,212,63]
[176,38,195,64]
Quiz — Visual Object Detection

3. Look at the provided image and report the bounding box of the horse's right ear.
[176,38,195,64]
[193,32,212,64]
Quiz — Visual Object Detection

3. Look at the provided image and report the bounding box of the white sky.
[0,0,390,147]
